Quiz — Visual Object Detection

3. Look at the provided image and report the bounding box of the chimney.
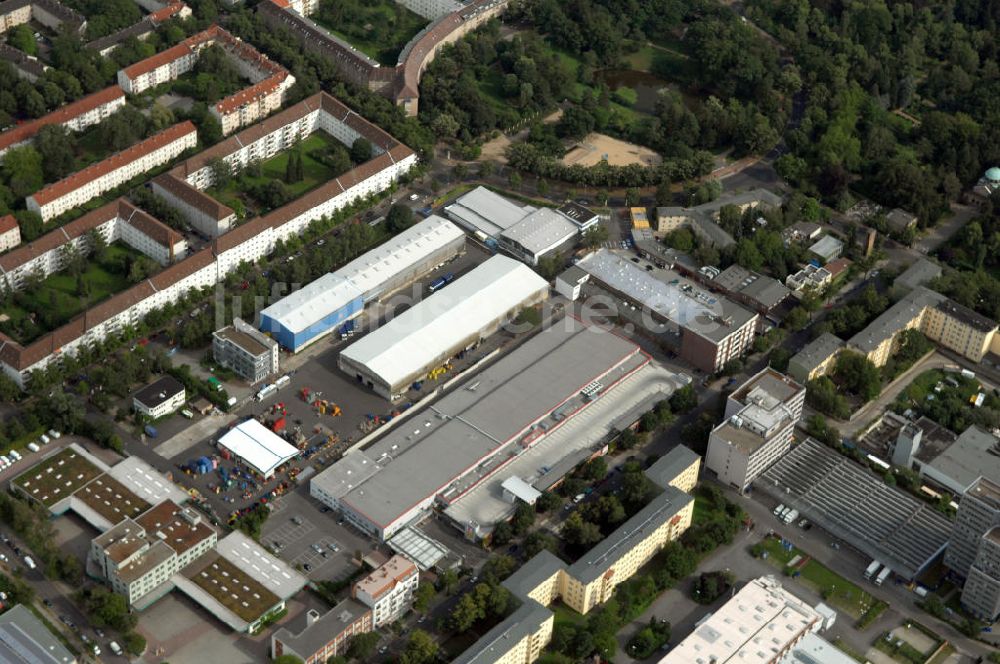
[306,609,320,627]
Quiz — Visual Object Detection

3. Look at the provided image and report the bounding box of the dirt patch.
[479,109,563,164]
[561,132,661,167]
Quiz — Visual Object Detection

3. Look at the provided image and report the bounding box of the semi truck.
[864,560,881,580]
[875,566,891,586]
[428,273,455,293]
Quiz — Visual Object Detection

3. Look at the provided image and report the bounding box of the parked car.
[108,641,122,656]
[47,430,60,439]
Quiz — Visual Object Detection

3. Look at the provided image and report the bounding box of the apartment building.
[0,86,126,156]
[849,287,1000,368]
[706,368,805,492]
[271,600,372,664]
[212,317,279,383]
[961,527,1000,621]
[27,121,197,221]
[132,375,185,419]
[0,92,414,389]
[118,25,293,134]
[151,173,236,238]
[946,477,1000,578]
[0,0,84,34]
[0,214,19,252]
[787,332,845,384]
[453,446,700,664]
[352,555,418,628]
[90,500,217,604]
[0,199,185,293]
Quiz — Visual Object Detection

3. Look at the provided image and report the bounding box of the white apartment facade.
[352,555,419,627]
[0,214,20,253]
[27,122,197,221]
[706,368,806,492]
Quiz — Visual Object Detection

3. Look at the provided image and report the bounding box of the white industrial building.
[658,576,835,664]
[338,255,549,399]
[445,186,583,265]
[259,215,465,351]
[217,419,301,479]
[315,318,657,540]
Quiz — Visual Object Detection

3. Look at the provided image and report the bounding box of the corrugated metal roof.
[260,273,362,335]
[340,255,548,390]
[338,215,464,299]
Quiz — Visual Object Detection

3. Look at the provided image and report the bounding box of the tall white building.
[352,555,419,628]
[706,368,805,491]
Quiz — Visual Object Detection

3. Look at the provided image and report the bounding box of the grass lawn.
[210,133,349,212]
[310,0,426,66]
[757,536,878,619]
[550,600,585,628]
[0,243,144,343]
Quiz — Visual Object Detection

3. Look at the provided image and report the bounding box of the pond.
[595,69,671,114]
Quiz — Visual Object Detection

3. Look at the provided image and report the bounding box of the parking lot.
[260,489,373,582]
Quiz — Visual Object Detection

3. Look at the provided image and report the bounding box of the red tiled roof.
[0,200,120,272]
[122,42,193,80]
[152,173,234,221]
[0,215,16,234]
[215,72,287,116]
[0,86,124,153]
[118,200,183,249]
[149,245,214,290]
[30,121,197,208]
[212,216,273,254]
[149,1,188,22]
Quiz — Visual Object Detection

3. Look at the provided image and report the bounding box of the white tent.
[218,419,300,479]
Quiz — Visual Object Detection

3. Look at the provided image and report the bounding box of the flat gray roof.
[809,235,844,260]
[106,456,189,507]
[645,445,699,488]
[849,287,945,353]
[578,250,756,343]
[570,484,692,583]
[326,318,642,531]
[714,265,790,310]
[216,531,307,600]
[499,207,578,255]
[790,332,844,374]
[757,438,952,578]
[272,598,370,658]
[894,259,942,294]
[0,605,76,664]
[924,426,1000,493]
[451,600,553,664]
[445,186,531,238]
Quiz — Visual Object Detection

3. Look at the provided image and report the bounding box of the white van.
[47,430,61,439]
[8,450,20,462]
[26,442,39,453]
[108,641,123,656]
[39,434,50,445]
[23,556,35,570]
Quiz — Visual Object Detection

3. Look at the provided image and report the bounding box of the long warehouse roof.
[259,216,465,334]
[320,319,642,531]
[260,273,361,335]
[340,255,549,389]
[338,214,464,299]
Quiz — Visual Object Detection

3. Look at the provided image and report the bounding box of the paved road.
[914,203,978,255]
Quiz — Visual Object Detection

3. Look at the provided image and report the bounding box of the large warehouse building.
[314,318,657,540]
[259,215,465,351]
[338,254,549,399]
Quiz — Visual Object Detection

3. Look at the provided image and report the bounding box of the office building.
[706,368,805,491]
[961,526,1000,621]
[212,317,279,383]
[946,477,1000,578]
[132,375,185,419]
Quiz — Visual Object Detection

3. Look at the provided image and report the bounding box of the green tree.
[385,203,414,233]
[583,224,609,248]
[536,491,562,513]
[399,629,438,664]
[3,146,43,199]
[412,583,436,614]
[7,26,37,56]
[273,656,304,664]
[510,500,535,535]
[345,631,379,660]
[582,456,607,481]
[491,520,513,546]
[669,385,697,413]
[350,137,372,163]
[34,125,77,181]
